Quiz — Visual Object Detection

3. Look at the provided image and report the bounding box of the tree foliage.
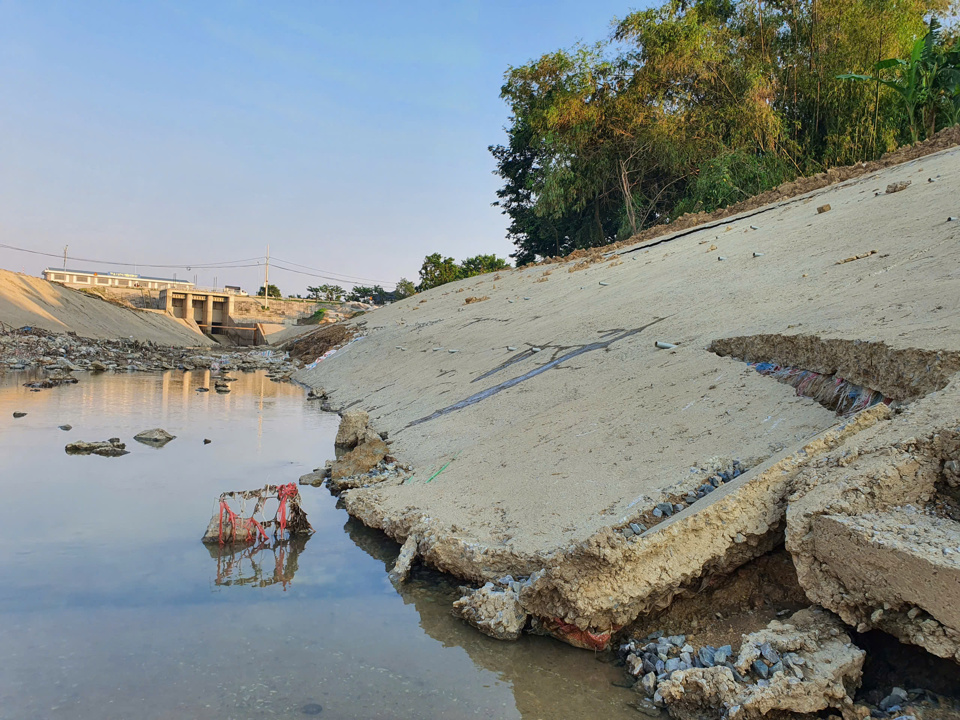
[491,0,956,264]
[417,253,510,291]
[257,284,282,298]
[394,278,417,298]
[306,284,345,301]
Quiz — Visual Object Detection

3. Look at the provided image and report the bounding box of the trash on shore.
[201,483,313,544]
[655,341,678,350]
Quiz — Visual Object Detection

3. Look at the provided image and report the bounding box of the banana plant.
[838,20,960,143]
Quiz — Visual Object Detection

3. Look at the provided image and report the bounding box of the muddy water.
[0,370,637,720]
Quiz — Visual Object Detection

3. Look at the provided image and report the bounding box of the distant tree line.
[491,0,960,264]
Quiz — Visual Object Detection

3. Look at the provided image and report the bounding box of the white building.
[43,268,195,291]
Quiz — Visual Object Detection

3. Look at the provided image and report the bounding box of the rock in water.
[59,424,72,431]
[65,439,129,457]
[133,428,176,447]
[452,581,529,641]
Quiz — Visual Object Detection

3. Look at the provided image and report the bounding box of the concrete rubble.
[452,577,530,641]
[643,608,864,720]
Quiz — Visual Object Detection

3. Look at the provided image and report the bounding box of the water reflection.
[206,535,310,590]
[0,369,637,720]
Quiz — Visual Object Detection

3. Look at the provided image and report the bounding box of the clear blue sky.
[0,1,646,294]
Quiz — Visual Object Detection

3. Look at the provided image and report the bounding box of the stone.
[452,580,528,641]
[714,645,732,664]
[759,642,780,664]
[657,609,865,720]
[203,438,212,444]
[640,672,658,697]
[329,438,389,481]
[12,411,26,418]
[817,204,832,214]
[59,424,72,431]
[698,646,717,667]
[629,522,645,535]
[133,428,176,446]
[89,361,107,372]
[335,410,376,449]
[65,439,129,457]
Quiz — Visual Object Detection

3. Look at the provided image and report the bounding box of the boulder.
[329,438,388,480]
[334,410,380,449]
[65,439,129,457]
[133,428,176,446]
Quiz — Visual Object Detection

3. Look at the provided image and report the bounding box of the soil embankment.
[294,137,960,687]
[0,269,213,346]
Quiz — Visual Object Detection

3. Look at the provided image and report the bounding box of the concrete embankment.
[0,269,213,346]
[294,142,960,678]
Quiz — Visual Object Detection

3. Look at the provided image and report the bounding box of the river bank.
[292,143,960,716]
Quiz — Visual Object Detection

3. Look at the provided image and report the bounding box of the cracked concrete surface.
[295,144,960,645]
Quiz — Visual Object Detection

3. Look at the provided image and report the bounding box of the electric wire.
[269,255,395,285]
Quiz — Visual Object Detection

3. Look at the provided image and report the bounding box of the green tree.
[346,285,375,302]
[257,284,282,299]
[395,278,416,298]
[490,0,953,262]
[417,254,462,291]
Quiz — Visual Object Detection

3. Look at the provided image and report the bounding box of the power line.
[0,242,263,269]
[269,255,396,285]
[269,260,396,288]
[0,241,399,287]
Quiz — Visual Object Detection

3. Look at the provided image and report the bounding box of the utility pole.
[62,245,68,270]
[264,244,270,308]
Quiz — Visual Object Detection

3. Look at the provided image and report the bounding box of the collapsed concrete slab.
[787,393,960,662]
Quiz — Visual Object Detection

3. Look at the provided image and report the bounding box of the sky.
[0,1,645,295]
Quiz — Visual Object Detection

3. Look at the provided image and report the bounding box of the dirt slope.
[0,269,213,346]
[295,144,960,641]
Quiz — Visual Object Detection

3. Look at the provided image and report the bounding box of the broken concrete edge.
[786,398,960,663]
[710,334,960,404]
[321,402,894,649]
[651,607,865,720]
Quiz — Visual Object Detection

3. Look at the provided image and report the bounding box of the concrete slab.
[295,144,960,640]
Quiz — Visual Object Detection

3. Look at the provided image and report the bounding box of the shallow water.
[0,370,637,720]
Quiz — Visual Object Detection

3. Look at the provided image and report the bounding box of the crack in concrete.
[407,317,669,428]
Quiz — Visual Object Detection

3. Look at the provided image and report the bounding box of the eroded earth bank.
[293,140,960,717]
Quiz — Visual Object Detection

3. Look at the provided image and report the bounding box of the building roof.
[44,268,194,284]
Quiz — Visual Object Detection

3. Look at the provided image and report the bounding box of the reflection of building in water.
[340,518,637,720]
[205,534,310,590]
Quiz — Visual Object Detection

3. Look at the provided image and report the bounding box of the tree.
[839,19,960,143]
[394,278,416,298]
[416,252,511,291]
[417,254,462,291]
[490,0,954,262]
[257,284,282,299]
[306,284,345,301]
[346,285,375,302]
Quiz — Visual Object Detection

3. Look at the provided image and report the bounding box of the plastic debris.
[202,484,313,545]
[748,361,892,415]
[753,252,764,257]
[655,341,678,350]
